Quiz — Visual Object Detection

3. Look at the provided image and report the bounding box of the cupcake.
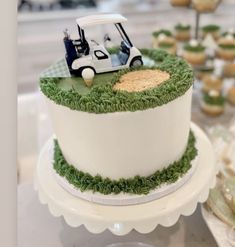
[152,29,172,48]
[227,86,235,105]
[174,23,191,41]
[196,60,214,80]
[157,35,177,55]
[222,28,235,39]
[192,0,220,12]
[183,40,206,65]
[216,35,235,61]
[223,62,235,78]
[201,24,220,40]
[170,0,191,7]
[202,74,223,92]
[201,90,225,116]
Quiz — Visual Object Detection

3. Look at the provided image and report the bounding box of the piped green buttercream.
[202,24,220,32]
[184,43,205,53]
[219,44,235,50]
[53,131,197,195]
[152,29,172,38]
[175,23,191,31]
[40,49,194,114]
[158,42,174,48]
[222,31,235,38]
[203,92,225,106]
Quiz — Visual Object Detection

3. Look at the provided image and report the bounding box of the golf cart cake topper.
[63,13,143,87]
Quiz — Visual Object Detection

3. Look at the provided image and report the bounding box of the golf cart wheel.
[130,57,143,67]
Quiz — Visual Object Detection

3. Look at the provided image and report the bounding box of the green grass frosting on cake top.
[40,49,194,114]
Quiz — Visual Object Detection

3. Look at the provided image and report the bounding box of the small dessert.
[207,178,235,227]
[201,90,225,116]
[156,35,177,55]
[216,35,235,61]
[152,29,172,48]
[222,178,235,215]
[201,24,220,40]
[202,74,223,92]
[222,28,235,39]
[170,0,191,7]
[192,0,220,12]
[227,86,235,105]
[223,62,235,78]
[196,60,214,80]
[174,23,191,41]
[183,40,206,66]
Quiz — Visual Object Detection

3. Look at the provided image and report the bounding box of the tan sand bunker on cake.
[113,69,170,92]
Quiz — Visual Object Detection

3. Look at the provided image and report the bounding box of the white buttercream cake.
[40,49,197,205]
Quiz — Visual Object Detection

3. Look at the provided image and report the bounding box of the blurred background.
[18,0,235,183]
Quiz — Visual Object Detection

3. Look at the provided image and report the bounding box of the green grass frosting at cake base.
[53,130,197,195]
[40,49,194,114]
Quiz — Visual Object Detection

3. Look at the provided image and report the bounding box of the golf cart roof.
[76,14,127,28]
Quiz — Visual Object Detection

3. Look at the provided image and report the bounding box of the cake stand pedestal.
[35,122,217,237]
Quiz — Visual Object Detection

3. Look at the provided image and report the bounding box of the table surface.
[18,183,218,247]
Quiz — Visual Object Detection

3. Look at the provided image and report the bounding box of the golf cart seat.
[110,51,129,67]
[118,51,129,65]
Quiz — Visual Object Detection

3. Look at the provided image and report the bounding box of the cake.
[202,74,223,92]
[192,0,220,12]
[40,48,197,203]
[201,90,225,116]
[170,0,191,7]
[183,40,206,66]
[174,23,191,41]
[201,24,220,40]
[40,15,197,205]
[216,36,235,61]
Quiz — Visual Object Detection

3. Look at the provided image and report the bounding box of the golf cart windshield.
[115,23,133,47]
[77,25,85,43]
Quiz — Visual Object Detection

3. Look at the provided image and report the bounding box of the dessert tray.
[201,122,235,247]
[35,122,217,235]
[201,205,235,247]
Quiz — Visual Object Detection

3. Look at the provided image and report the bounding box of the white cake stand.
[35,122,217,236]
